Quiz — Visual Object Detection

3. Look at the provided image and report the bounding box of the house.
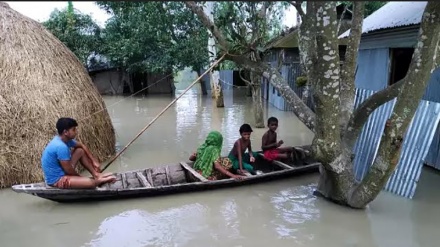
[89,67,175,96]
[87,54,175,96]
[339,1,440,199]
[262,3,352,111]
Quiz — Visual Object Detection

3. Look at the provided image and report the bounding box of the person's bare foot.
[97,175,116,185]
[93,172,114,179]
[97,172,114,178]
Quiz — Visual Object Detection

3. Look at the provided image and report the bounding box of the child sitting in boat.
[261,117,295,162]
[41,117,116,189]
[189,131,245,181]
[228,124,259,175]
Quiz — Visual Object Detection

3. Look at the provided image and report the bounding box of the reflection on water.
[86,204,209,247]
[0,80,439,247]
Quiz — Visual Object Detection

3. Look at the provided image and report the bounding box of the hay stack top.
[0,2,115,188]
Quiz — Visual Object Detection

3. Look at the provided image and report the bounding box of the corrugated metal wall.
[201,70,234,91]
[385,100,440,198]
[352,89,396,181]
[354,48,390,91]
[422,67,440,103]
[425,123,440,170]
[352,88,440,199]
[262,63,315,112]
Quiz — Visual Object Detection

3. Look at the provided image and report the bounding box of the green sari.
[193,131,223,178]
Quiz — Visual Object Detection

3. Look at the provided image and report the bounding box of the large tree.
[186,1,440,208]
[43,2,102,65]
[213,1,288,127]
[96,1,210,93]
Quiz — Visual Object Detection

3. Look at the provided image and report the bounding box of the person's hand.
[278,140,284,147]
[93,161,101,173]
[250,156,255,163]
[238,169,246,175]
[233,175,246,180]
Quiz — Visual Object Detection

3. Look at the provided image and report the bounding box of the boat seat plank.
[146,169,154,186]
[136,172,153,188]
[121,173,128,189]
[165,166,171,185]
[257,153,292,170]
[272,160,293,170]
[180,162,208,182]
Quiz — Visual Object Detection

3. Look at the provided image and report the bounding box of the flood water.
[1,72,439,247]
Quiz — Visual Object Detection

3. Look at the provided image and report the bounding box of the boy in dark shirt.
[261,117,294,162]
[228,124,258,175]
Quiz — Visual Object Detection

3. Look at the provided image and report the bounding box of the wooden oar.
[101,54,226,172]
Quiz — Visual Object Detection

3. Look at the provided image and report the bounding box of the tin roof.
[339,1,427,38]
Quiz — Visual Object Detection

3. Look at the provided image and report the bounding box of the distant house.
[262,3,352,111]
[87,54,175,96]
[339,1,440,199]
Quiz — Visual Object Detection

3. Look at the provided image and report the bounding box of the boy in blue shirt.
[41,117,115,189]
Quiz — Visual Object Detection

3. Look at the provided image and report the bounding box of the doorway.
[389,48,414,85]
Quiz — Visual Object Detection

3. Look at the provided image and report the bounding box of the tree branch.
[290,1,305,17]
[340,2,365,135]
[276,49,284,71]
[184,1,229,52]
[229,54,316,130]
[337,5,348,35]
[342,79,405,149]
[239,69,252,86]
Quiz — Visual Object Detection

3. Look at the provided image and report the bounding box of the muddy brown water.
[0,77,439,247]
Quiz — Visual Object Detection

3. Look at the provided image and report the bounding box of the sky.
[6,1,297,28]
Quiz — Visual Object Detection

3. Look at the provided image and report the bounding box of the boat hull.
[11,149,320,203]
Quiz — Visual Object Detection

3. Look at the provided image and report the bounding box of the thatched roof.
[0,2,116,188]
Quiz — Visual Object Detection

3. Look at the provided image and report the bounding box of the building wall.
[263,63,315,112]
[359,26,419,50]
[201,70,234,91]
[354,48,390,91]
[90,69,174,95]
[141,72,175,94]
[90,70,132,95]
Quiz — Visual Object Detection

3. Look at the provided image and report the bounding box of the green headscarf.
[193,131,223,178]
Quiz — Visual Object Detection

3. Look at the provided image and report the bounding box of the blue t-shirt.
[41,136,77,185]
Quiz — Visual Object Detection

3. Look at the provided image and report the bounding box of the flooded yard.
[0,78,438,247]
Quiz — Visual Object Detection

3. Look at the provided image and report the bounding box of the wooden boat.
[11,150,320,203]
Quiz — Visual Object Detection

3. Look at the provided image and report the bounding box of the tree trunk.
[212,71,224,107]
[251,72,265,128]
[246,85,252,97]
[196,70,208,95]
[310,2,342,164]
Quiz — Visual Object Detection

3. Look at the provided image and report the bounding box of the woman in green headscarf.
[189,131,245,180]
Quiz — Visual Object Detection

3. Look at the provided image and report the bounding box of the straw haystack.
[0,2,116,188]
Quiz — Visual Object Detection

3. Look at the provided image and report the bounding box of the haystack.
[0,2,116,188]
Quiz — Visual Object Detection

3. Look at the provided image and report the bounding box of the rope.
[217,77,249,88]
[101,54,226,172]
